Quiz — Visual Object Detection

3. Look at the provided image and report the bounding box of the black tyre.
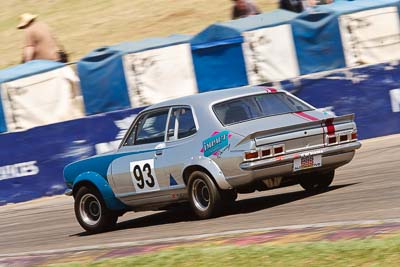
[74,186,118,233]
[188,171,223,219]
[299,170,335,193]
[221,189,238,204]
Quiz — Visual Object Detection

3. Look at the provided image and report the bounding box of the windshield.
[213,93,313,125]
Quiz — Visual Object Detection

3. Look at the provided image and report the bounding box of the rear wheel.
[299,170,335,193]
[188,171,223,219]
[221,189,238,205]
[74,186,117,233]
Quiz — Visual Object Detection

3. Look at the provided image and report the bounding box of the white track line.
[1,218,400,258]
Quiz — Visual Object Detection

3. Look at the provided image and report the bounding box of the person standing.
[279,0,306,13]
[17,13,67,63]
[279,0,334,13]
[232,0,261,20]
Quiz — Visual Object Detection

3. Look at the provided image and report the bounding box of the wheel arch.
[72,171,126,211]
[182,158,232,190]
[73,180,97,197]
[183,165,213,185]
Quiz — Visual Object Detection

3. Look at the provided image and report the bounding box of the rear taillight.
[340,134,348,142]
[244,151,259,161]
[274,145,284,155]
[328,136,337,144]
[326,130,357,145]
[244,144,285,161]
[261,149,271,157]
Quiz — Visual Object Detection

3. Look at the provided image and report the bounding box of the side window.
[123,118,140,146]
[136,110,169,145]
[124,109,169,146]
[167,107,197,141]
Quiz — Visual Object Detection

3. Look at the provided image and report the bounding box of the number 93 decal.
[130,159,160,193]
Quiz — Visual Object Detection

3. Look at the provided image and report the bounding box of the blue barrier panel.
[78,35,192,115]
[78,48,131,115]
[283,63,400,139]
[0,107,144,205]
[192,37,248,93]
[191,10,297,93]
[291,11,346,75]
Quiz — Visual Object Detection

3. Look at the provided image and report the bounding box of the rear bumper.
[226,141,361,187]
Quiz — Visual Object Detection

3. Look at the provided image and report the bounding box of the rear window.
[213,93,312,125]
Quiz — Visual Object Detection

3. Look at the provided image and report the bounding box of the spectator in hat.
[232,0,261,20]
[17,13,67,63]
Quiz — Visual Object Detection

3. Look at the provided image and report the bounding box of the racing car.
[64,86,361,233]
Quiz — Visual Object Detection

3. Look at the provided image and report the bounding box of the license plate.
[293,154,322,172]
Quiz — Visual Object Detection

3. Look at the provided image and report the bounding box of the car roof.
[143,85,284,112]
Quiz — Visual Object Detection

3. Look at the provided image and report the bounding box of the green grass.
[0,0,277,69]
[48,235,400,267]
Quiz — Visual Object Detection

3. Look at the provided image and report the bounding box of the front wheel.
[188,171,223,219]
[74,186,117,233]
[299,170,335,193]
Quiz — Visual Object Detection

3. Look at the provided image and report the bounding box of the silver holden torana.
[64,86,361,233]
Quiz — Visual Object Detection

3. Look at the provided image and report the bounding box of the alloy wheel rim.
[192,179,210,211]
[79,193,101,226]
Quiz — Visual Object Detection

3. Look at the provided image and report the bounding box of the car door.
[161,106,198,187]
[109,108,171,202]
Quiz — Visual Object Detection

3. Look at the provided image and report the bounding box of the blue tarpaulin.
[191,10,297,45]
[191,10,298,93]
[191,39,248,93]
[287,0,400,75]
[78,48,130,115]
[0,60,65,84]
[0,60,65,133]
[291,11,346,75]
[111,34,191,54]
[316,0,400,14]
[78,35,192,115]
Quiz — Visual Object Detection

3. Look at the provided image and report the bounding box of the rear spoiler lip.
[234,113,355,147]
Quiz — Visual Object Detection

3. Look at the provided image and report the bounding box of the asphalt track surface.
[1,134,399,256]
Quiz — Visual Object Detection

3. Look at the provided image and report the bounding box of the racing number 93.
[130,160,160,193]
[132,163,155,188]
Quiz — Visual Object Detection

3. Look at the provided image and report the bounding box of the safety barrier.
[1,0,400,129]
[1,61,399,205]
[1,0,400,204]
[76,0,400,112]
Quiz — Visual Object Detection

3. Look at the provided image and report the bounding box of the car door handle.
[155,150,163,156]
